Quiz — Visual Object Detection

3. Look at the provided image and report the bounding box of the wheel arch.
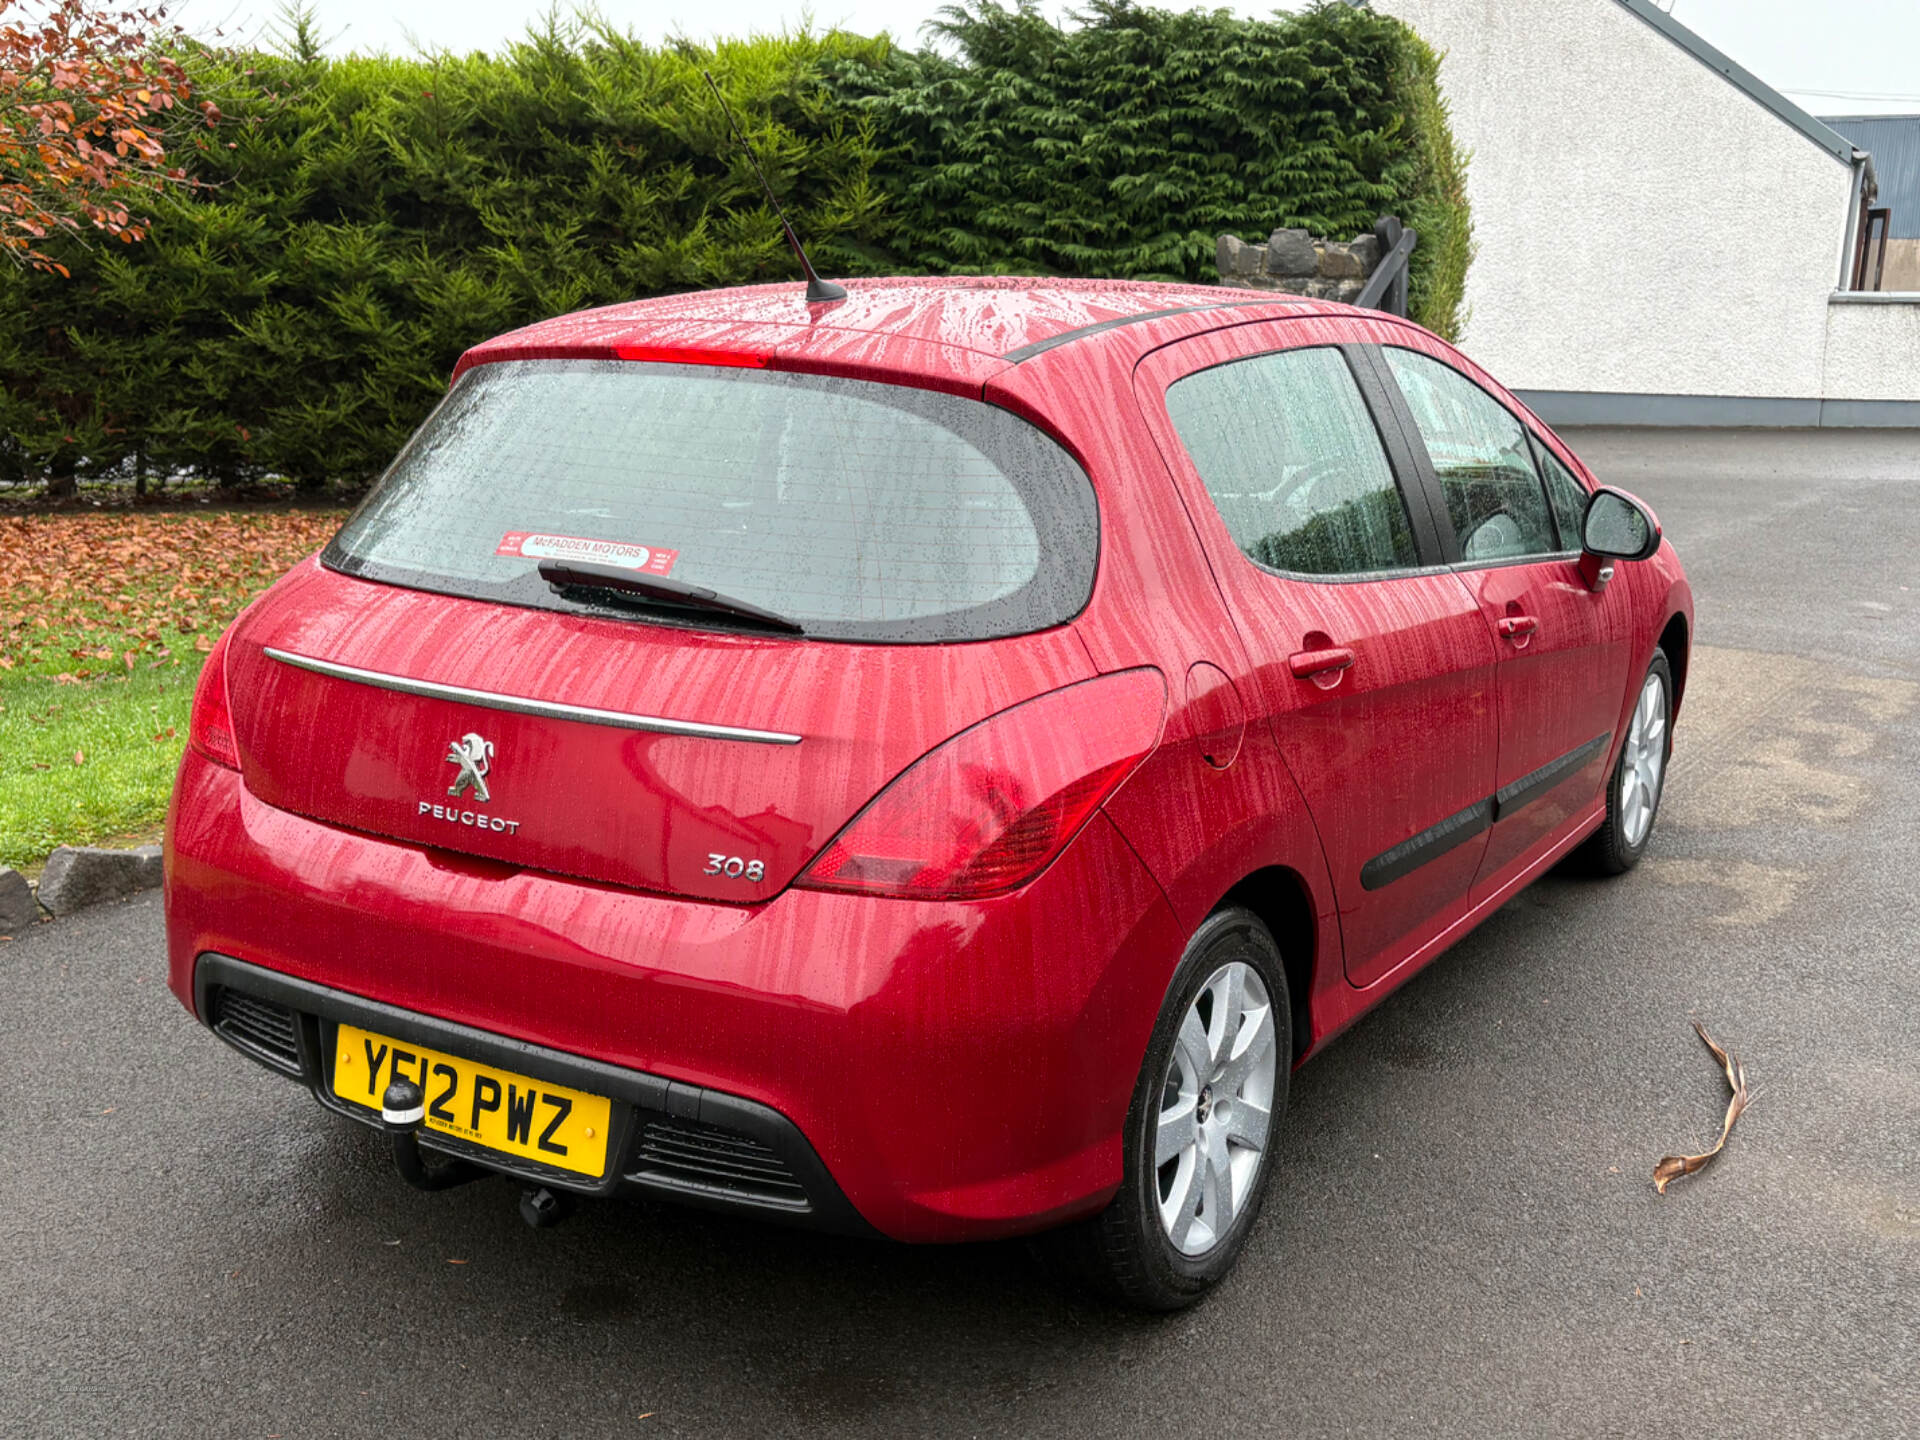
[1658,610,1690,712]
[1214,866,1317,1064]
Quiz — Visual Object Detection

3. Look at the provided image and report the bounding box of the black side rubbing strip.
[1492,732,1613,821]
[1360,798,1493,892]
[1360,732,1616,890]
[1000,298,1305,364]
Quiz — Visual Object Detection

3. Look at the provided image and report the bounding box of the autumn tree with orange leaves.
[0,0,216,274]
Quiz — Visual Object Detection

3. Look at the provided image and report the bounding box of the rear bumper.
[195,952,876,1233]
[165,751,1184,1242]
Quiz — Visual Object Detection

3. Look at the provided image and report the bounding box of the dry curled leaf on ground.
[1653,1022,1751,1195]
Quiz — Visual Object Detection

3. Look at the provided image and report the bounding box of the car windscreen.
[323,359,1099,643]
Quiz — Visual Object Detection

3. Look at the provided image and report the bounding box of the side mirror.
[1582,487,1661,562]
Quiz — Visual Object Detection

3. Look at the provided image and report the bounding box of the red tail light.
[187,627,240,771]
[797,669,1166,900]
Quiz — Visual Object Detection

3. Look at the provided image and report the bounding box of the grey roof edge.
[1614,0,1859,166]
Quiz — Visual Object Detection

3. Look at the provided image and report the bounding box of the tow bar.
[381,1078,578,1228]
[380,1077,486,1191]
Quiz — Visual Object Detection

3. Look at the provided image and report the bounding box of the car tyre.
[1577,648,1674,876]
[1045,907,1290,1311]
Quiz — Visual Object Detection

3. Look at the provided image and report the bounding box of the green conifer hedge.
[0,1,1470,493]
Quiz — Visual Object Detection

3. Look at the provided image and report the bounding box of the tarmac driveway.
[2,428,1916,1438]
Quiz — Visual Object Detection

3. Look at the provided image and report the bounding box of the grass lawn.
[1,507,349,870]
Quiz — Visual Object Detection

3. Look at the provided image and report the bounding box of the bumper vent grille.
[632,1116,808,1211]
[210,988,302,1075]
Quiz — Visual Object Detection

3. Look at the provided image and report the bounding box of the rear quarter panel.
[987,344,1344,1047]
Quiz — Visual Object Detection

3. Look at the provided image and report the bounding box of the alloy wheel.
[1154,960,1279,1256]
[1621,670,1669,847]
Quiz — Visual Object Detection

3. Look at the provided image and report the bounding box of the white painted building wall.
[1377,0,1920,420]
[1824,297,1920,402]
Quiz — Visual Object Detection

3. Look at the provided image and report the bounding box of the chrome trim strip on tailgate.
[263,648,803,745]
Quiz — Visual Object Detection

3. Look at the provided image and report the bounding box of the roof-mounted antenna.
[702,69,847,305]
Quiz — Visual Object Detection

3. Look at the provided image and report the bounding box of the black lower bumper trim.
[192,952,877,1237]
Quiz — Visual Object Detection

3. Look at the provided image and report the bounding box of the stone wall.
[1215,227,1384,302]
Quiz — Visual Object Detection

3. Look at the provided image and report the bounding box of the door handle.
[1288,645,1355,680]
[1497,615,1539,639]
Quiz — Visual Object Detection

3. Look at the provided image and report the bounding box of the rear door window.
[1381,348,1557,564]
[326,360,1098,643]
[1163,346,1419,576]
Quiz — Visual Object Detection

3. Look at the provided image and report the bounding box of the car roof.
[454,276,1344,389]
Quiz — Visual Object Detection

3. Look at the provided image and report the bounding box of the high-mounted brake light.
[187,626,240,771]
[612,344,768,368]
[797,669,1166,901]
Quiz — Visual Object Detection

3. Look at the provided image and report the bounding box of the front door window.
[1382,347,1558,564]
[1533,439,1592,553]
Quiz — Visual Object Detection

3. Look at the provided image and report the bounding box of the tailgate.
[225,561,1094,903]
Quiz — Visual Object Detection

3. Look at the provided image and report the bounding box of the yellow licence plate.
[333,1023,612,1179]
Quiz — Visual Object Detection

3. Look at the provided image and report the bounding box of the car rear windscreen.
[324,359,1099,643]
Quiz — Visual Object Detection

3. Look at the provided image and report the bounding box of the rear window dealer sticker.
[497,532,679,575]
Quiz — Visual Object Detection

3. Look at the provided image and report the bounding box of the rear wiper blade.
[537,559,805,635]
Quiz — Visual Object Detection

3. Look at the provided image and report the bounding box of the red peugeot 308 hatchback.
[166,278,1691,1308]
